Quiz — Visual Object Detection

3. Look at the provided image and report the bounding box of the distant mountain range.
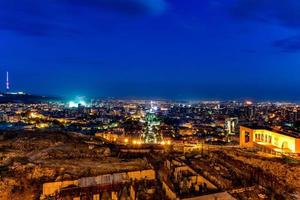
[0,92,60,103]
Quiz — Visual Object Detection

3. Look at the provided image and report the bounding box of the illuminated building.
[68,101,78,108]
[95,131,124,143]
[225,117,238,135]
[68,100,87,108]
[240,125,300,154]
[178,128,195,136]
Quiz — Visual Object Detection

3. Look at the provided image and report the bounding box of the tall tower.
[6,71,9,93]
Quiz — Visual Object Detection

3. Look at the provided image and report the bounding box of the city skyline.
[1,0,300,100]
[0,70,299,102]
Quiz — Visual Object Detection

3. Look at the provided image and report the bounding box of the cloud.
[230,0,300,29]
[229,0,300,53]
[63,0,168,16]
[273,35,300,52]
[0,0,167,36]
[0,1,63,36]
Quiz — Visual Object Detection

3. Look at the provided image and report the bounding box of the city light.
[36,123,49,129]
[1,98,300,200]
[69,100,87,108]
[69,101,78,108]
[245,101,253,105]
[79,101,87,106]
[29,112,44,119]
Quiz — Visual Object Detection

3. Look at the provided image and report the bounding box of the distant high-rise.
[225,117,239,135]
[6,71,10,93]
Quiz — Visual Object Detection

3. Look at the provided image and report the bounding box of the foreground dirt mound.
[0,131,148,200]
[221,149,300,199]
[3,131,88,150]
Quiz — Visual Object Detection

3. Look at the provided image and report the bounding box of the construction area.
[0,130,300,199]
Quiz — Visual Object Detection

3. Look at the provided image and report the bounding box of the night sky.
[1,0,300,101]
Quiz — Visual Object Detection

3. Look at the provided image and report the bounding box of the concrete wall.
[296,139,300,154]
[162,181,178,200]
[194,175,217,190]
[127,169,155,180]
[42,180,79,197]
[240,126,255,147]
[41,169,155,199]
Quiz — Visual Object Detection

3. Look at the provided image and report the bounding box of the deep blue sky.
[1,0,300,100]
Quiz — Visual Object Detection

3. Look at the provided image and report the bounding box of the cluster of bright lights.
[161,141,171,145]
[79,101,87,106]
[124,138,171,145]
[29,112,44,119]
[36,123,49,129]
[245,100,253,105]
[152,106,158,111]
[69,101,77,108]
[132,140,142,145]
[68,100,87,108]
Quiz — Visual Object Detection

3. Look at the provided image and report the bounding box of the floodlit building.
[240,125,300,154]
[225,117,239,135]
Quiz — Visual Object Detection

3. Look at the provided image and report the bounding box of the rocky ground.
[223,148,300,199]
[1,131,300,200]
[189,147,300,200]
[0,131,149,200]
